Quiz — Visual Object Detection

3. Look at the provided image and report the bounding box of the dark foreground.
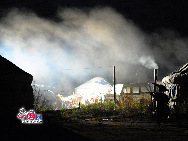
[2,117,188,141]
[2,119,91,141]
[54,118,188,141]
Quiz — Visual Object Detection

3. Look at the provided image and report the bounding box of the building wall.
[0,56,33,123]
[120,83,152,102]
[0,75,33,119]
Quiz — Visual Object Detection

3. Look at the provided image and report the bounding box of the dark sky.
[0,0,188,36]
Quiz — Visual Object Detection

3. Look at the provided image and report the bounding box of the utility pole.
[113,66,116,104]
[153,69,158,118]
[154,69,158,94]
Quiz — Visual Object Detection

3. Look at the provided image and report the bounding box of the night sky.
[0,0,188,36]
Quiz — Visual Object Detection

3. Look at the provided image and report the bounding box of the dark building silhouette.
[163,63,188,106]
[0,55,33,122]
[163,63,188,121]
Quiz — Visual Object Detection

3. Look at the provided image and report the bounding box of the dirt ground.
[3,114,188,141]
[54,118,188,141]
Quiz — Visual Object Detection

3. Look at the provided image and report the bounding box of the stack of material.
[162,63,188,108]
[162,63,188,85]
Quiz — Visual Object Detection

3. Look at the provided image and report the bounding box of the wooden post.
[113,66,116,104]
[154,69,158,94]
[153,69,158,118]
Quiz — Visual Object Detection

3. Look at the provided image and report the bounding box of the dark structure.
[152,83,170,123]
[162,63,188,121]
[150,69,170,123]
[162,63,188,105]
[0,55,33,122]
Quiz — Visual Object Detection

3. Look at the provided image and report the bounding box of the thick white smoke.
[139,56,158,69]
[1,7,187,96]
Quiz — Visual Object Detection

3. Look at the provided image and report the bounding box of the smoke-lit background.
[0,1,188,96]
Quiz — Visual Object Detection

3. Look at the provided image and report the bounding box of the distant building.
[110,84,124,95]
[105,83,152,102]
[75,77,154,105]
[104,84,123,101]
[0,55,33,121]
[120,83,152,100]
[75,77,112,104]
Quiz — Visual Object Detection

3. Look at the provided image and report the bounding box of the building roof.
[76,77,111,89]
[0,55,33,83]
[162,63,188,85]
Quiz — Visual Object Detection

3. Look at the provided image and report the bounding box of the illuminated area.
[75,77,112,104]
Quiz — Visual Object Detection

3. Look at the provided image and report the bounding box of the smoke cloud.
[0,7,187,96]
[139,56,158,69]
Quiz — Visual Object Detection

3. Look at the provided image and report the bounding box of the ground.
[3,113,188,141]
[53,118,188,141]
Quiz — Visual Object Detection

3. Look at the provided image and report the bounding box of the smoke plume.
[0,7,187,96]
